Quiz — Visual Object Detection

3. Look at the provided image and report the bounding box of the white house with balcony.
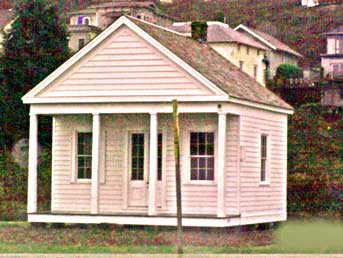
[22,16,292,227]
[301,0,320,7]
[321,25,343,79]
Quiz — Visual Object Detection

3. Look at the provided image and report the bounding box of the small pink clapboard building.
[22,16,293,227]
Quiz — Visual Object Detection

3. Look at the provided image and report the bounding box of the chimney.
[191,21,208,42]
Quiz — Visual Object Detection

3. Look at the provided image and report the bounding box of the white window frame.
[83,17,91,25]
[71,128,106,184]
[259,131,271,186]
[72,130,92,183]
[183,128,217,185]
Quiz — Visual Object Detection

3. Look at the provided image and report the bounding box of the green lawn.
[0,219,341,253]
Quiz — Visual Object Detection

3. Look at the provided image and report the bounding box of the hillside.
[2,0,343,66]
[163,0,343,67]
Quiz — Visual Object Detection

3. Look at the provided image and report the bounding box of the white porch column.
[217,112,227,217]
[28,114,38,214]
[148,112,158,216]
[91,113,100,214]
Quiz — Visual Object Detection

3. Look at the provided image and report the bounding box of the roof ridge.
[126,15,189,37]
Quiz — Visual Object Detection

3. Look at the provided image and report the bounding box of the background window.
[261,134,268,182]
[78,39,85,50]
[254,65,258,79]
[131,133,145,180]
[157,133,163,181]
[77,132,92,179]
[239,60,244,70]
[190,132,215,181]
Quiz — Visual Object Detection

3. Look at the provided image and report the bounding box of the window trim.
[183,128,217,185]
[259,131,271,186]
[72,130,92,183]
[82,16,91,25]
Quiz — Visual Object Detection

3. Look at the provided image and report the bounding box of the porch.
[27,102,241,224]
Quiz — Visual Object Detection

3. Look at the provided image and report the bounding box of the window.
[246,46,250,55]
[254,65,258,79]
[260,134,268,182]
[239,60,244,70]
[157,133,163,181]
[190,132,215,181]
[77,132,92,179]
[131,133,145,180]
[238,44,241,52]
[335,38,343,54]
[78,39,85,50]
[83,17,90,25]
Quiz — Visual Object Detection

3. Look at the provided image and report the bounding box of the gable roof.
[235,24,303,58]
[170,22,268,51]
[130,18,291,110]
[23,16,292,112]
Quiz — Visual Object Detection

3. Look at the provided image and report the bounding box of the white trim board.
[22,16,228,103]
[234,24,276,51]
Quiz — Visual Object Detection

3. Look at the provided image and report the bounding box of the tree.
[275,63,303,80]
[0,0,69,148]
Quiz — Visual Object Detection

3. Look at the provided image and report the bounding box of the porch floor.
[28,212,242,227]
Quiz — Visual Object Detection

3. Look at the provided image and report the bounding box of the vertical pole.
[149,112,158,216]
[217,112,227,217]
[172,99,183,254]
[91,113,100,214]
[28,113,38,214]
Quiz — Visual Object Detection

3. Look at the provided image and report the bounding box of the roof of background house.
[325,25,343,35]
[129,17,291,110]
[235,24,303,58]
[170,22,268,50]
[90,1,156,9]
[0,9,14,30]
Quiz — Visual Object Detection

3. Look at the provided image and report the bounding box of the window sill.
[71,179,91,184]
[183,181,217,186]
[259,181,270,187]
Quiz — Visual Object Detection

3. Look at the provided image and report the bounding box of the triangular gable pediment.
[23,17,228,104]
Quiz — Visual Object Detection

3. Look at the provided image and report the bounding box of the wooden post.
[91,113,100,214]
[172,99,183,254]
[148,112,158,216]
[217,112,227,217]
[28,113,38,214]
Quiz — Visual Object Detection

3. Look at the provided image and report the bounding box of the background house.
[301,0,320,7]
[320,25,343,106]
[0,8,14,52]
[321,25,343,79]
[67,0,176,51]
[170,21,268,85]
[235,24,303,80]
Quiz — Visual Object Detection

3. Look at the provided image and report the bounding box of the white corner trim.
[22,15,228,103]
[234,24,277,51]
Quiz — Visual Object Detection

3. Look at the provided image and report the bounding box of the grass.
[0,219,341,253]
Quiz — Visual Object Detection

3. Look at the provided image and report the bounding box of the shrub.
[276,63,303,80]
[0,148,51,220]
[288,104,343,215]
